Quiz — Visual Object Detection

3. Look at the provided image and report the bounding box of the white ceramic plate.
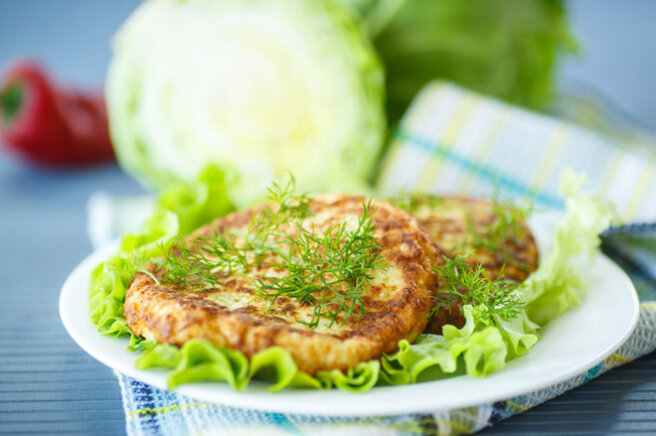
[60,213,639,417]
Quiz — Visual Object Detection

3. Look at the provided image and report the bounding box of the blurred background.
[2,0,655,129]
[1,0,655,199]
[1,0,655,434]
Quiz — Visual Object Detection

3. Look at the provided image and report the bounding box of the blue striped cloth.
[115,82,656,435]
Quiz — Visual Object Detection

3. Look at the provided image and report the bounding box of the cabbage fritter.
[125,195,439,375]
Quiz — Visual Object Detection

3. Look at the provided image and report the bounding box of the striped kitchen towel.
[115,82,656,435]
[377,82,656,220]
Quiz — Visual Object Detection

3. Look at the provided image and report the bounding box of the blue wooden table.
[1,1,655,434]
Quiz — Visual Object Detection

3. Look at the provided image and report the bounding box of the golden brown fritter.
[124,195,439,375]
[404,195,539,334]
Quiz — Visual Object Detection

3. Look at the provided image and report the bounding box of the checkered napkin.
[110,82,656,436]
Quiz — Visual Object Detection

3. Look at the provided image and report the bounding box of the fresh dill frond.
[432,255,524,324]
[160,231,249,288]
[257,200,387,328]
[461,196,532,271]
[106,252,144,278]
[389,192,444,213]
[392,191,532,272]
[159,177,310,288]
[158,177,386,328]
[138,268,161,286]
[263,176,313,222]
[242,176,313,263]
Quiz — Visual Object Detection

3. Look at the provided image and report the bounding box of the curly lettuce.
[523,170,617,324]
[88,169,614,391]
[88,165,234,345]
[135,341,379,392]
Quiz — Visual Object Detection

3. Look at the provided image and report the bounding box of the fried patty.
[404,195,539,334]
[125,195,438,375]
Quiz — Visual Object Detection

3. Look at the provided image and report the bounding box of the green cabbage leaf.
[338,0,577,123]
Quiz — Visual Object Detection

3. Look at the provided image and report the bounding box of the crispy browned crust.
[125,195,438,375]
[409,196,539,334]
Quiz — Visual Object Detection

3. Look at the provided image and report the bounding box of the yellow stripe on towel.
[605,352,631,365]
[416,96,478,192]
[460,111,510,193]
[127,402,211,420]
[529,127,568,193]
[598,149,624,195]
[624,164,655,220]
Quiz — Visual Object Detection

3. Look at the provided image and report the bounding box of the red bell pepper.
[0,60,114,167]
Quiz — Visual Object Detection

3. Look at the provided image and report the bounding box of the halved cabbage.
[107,0,385,206]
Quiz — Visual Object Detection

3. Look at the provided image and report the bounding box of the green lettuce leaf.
[317,360,381,392]
[248,347,323,391]
[166,341,249,390]
[522,170,617,324]
[88,165,234,344]
[135,340,376,392]
[381,306,509,383]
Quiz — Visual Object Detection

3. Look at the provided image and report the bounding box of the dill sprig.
[245,178,313,241]
[159,231,248,288]
[159,178,310,288]
[462,197,532,271]
[388,192,444,213]
[158,178,386,328]
[257,200,387,328]
[392,191,532,271]
[432,255,524,324]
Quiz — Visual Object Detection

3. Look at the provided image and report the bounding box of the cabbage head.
[107,0,385,206]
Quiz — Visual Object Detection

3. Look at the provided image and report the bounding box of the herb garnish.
[159,178,311,287]
[432,256,524,324]
[389,192,444,213]
[159,178,386,328]
[461,197,532,271]
[257,200,386,328]
[392,192,532,271]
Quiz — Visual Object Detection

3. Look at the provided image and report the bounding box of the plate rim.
[59,225,640,417]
